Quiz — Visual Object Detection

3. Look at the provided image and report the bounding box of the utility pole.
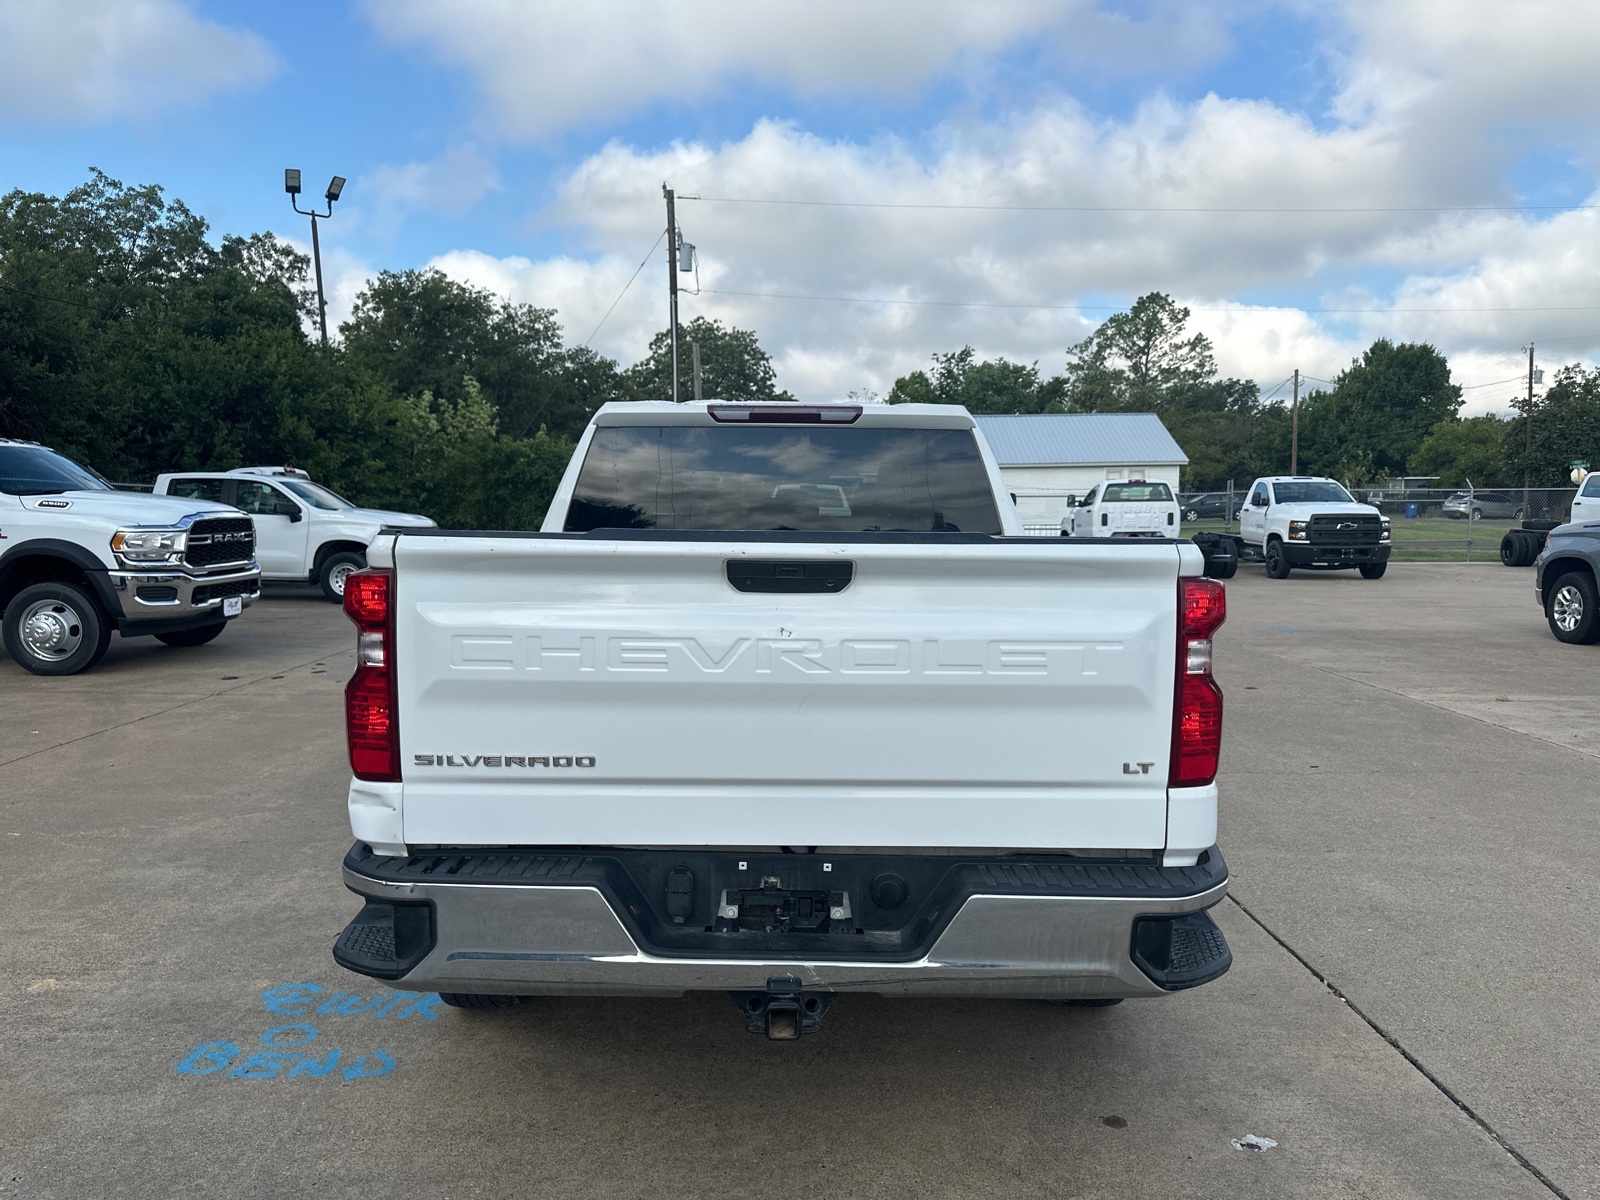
[691,342,703,402]
[663,184,679,403]
[1290,368,1300,474]
[1524,343,1534,517]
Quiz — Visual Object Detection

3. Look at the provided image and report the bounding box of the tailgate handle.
[726,560,854,594]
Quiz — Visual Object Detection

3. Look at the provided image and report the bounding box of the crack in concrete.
[1226,893,1572,1200]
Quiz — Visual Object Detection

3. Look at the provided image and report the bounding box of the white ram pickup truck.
[1061,480,1182,538]
[1,439,260,676]
[331,402,1232,1038]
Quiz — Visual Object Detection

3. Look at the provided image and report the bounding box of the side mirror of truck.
[281,503,303,522]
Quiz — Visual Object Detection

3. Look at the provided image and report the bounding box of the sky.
[2,0,1598,414]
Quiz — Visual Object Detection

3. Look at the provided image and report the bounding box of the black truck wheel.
[2,581,113,676]
[1264,539,1291,579]
[319,551,367,603]
[438,993,524,1009]
[1500,531,1522,566]
[1359,562,1387,579]
[1546,571,1600,644]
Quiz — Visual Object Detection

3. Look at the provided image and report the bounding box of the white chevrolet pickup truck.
[1193,476,1390,580]
[1061,480,1181,538]
[331,402,1232,1038]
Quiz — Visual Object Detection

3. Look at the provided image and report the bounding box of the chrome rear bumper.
[338,846,1231,1000]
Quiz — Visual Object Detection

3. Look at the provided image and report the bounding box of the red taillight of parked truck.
[343,568,399,782]
[1170,576,1226,788]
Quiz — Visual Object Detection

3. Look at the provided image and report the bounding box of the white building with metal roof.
[971,413,1188,534]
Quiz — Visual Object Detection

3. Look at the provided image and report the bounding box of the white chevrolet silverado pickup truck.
[1061,480,1182,538]
[331,401,1232,1038]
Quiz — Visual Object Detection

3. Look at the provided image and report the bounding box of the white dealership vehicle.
[1061,480,1182,538]
[0,439,260,676]
[1193,476,1390,580]
[151,467,434,601]
[330,401,1233,1038]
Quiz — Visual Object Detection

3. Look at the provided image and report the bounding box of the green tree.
[341,268,619,442]
[1409,415,1512,487]
[887,346,1064,413]
[1063,293,1217,412]
[1297,340,1461,481]
[1503,364,1600,485]
[621,315,791,402]
[1,170,585,529]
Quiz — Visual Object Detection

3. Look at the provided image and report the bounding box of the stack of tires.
[1500,521,1558,567]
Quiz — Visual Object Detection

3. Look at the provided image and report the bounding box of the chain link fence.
[1017,486,1577,559]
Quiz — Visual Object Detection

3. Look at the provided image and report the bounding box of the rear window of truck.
[1101,483,1173,502]
[564,425,1003,534]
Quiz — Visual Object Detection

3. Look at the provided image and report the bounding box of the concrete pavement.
[0,565,1585,1198]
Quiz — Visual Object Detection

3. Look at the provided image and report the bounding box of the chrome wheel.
[327,561,357,597]
[19,598,85,663]
[1553,584,1585,633]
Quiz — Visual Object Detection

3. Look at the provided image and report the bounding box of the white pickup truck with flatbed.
[330,401,1233,1038]
[1192,475,1390,580]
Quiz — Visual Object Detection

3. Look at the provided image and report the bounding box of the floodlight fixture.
[283,166,346,358]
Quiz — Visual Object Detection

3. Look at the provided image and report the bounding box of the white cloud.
[361,145,501,237]
[346,1,1600,414]
[0,0,276,126]
[363,0,1233,138]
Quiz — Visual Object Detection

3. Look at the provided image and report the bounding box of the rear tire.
[1183,508,1199,522]
[1264,539,1291,579]
[318,551,366,603]
[1359,562,1387,579]
[1546,571,1600,644]
[1500,531,1522,567]
[154,621,227,647]
[438,993,524,1009]
[1205,557,1238,579]
[3,581,112,676]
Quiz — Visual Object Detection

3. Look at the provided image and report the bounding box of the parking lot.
[1,564,1593,1199]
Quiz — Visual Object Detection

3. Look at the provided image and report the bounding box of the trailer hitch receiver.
[731,978,836,1040]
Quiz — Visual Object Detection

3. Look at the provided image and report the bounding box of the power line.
[584,228,666,346]
[1258,374,1295,402]
[701,287,1600,315]
[687,195,1600,216]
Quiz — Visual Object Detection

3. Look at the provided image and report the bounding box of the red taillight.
[343,568,398,782]
[1170,577,1225,787]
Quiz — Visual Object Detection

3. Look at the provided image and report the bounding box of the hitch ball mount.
[731,978,837,1040]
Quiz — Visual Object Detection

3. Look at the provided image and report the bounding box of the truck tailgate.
[391,534,1182,850]
[1111,503,1172,534]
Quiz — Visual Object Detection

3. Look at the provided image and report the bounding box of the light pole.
[285,169,346,358]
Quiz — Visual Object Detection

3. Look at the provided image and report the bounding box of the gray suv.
[1535,524,1600,643]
